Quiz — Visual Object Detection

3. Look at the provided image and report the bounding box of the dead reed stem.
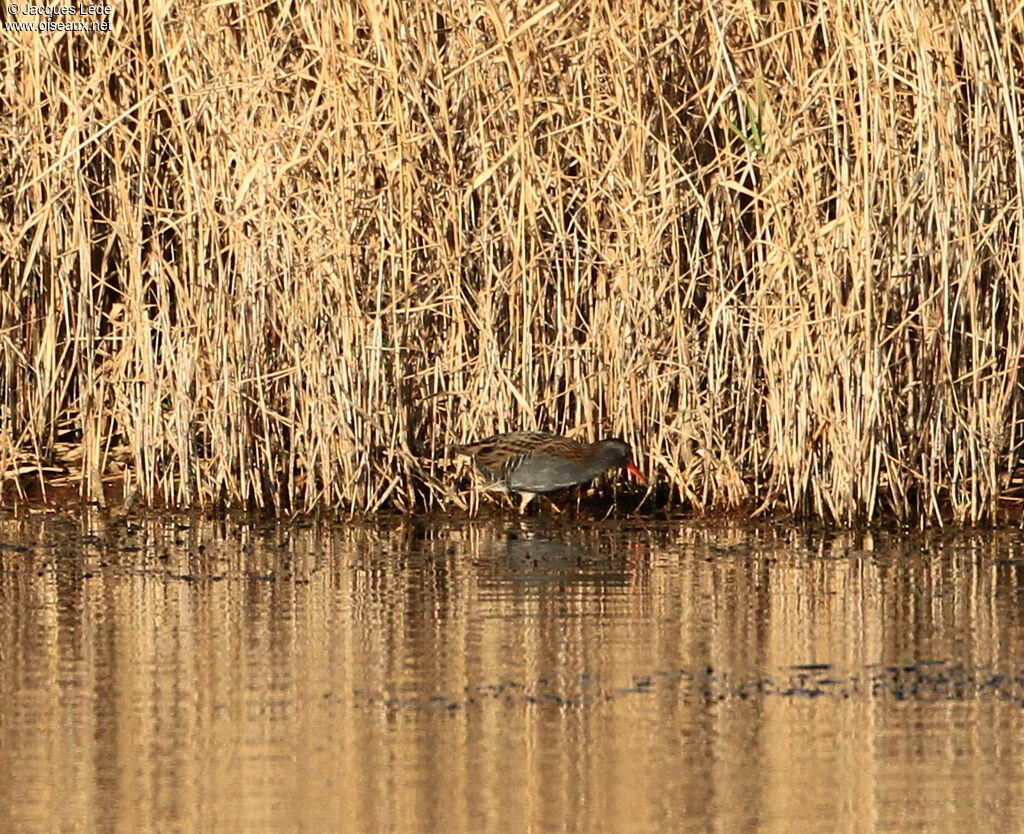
[1,0,1023,522]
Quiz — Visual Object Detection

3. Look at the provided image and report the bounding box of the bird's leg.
[518,492,536,514]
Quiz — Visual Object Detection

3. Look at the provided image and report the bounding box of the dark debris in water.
[342,661,1024,713]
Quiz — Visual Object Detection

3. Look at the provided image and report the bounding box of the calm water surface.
[1,511,1023,832]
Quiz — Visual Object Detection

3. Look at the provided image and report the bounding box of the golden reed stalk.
[1,0,1022,522]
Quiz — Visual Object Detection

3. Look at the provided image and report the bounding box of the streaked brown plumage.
[453,431,646,513]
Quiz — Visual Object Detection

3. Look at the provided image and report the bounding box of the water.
[1,511,1023,832]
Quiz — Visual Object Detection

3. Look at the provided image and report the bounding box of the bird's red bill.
[626,463,646,483]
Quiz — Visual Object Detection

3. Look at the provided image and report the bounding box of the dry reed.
[1,0,1023,522]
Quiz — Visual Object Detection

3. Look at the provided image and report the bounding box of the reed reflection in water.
[1,513,1023,832]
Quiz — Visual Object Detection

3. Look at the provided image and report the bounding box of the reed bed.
[1,0,1023,522]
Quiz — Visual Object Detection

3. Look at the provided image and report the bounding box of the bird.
[452,431,646,513]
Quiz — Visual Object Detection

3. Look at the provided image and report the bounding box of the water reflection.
[1,513,1023,832]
